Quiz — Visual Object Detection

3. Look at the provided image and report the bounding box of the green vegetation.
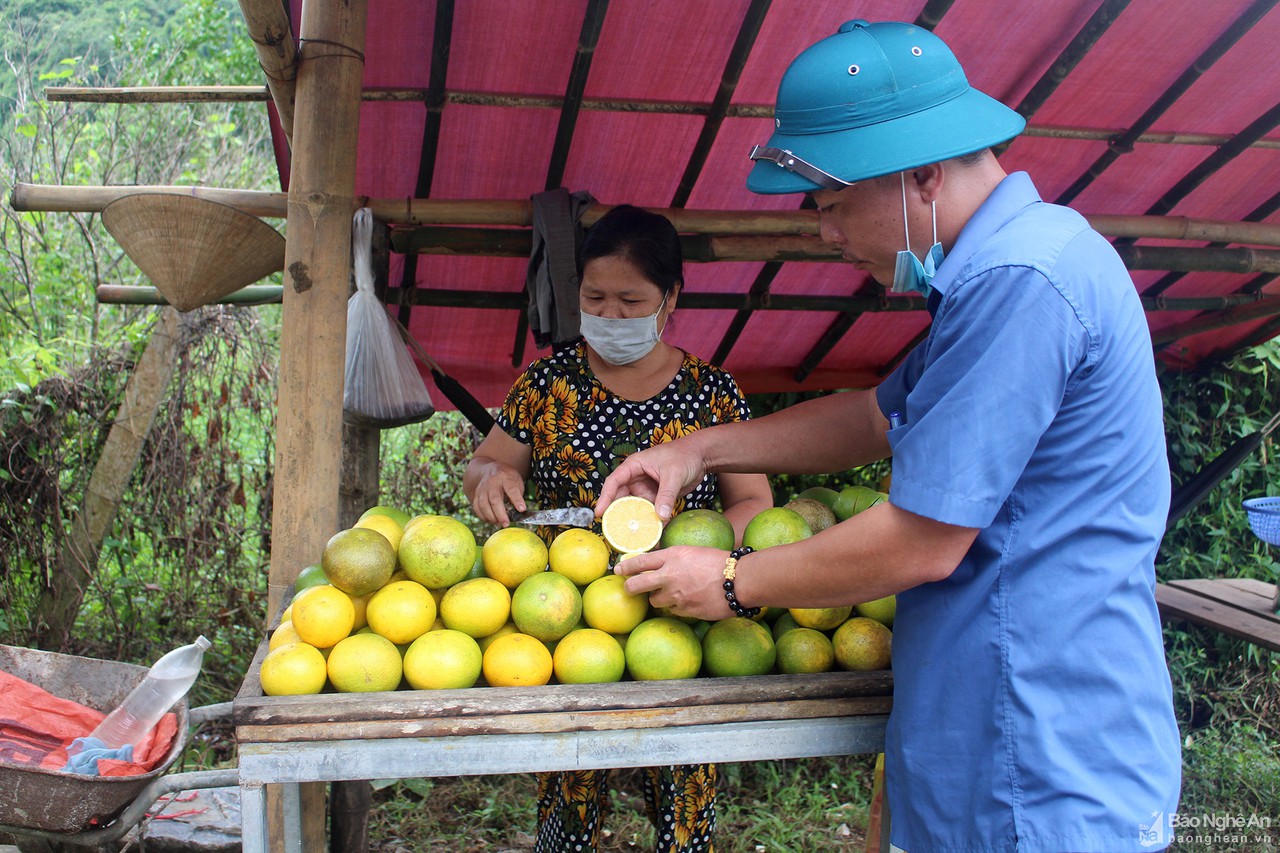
[0,0,1276,849]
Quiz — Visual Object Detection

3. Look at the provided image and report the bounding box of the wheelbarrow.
[0,643,237,851]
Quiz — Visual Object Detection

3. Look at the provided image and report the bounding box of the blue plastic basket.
[1243,497,1280,546]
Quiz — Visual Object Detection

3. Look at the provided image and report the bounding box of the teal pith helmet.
[747,20,1026,195]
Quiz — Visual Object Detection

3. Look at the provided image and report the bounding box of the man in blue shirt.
[604,19,1182,852]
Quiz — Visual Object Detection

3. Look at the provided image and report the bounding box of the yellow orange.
[269,620,303,652]
[260,642,328,696]
[354,513,404,552]
[322,527,397,595]
[482,632,553,687]
[511,571,582,642]
[403,629,483,690]
[581,574,650,635]
[398,515,477,589]
[624,617,701,681]
[601,496,664,554]
[482,526,549,589]
[290,584,356,649]
[789,605,853,632]
[548,528,611,586]
[553,628,625,684]
[832,617,893,671]
[326,632,403,692]
[440,577,512,638]
[365,580,437,645]
[477,621,520,652]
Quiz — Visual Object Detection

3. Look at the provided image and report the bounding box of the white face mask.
[580,294,669,366]
[891,172,943,297]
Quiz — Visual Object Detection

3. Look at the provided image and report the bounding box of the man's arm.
[616,502,978,619]
[599,388,891,520]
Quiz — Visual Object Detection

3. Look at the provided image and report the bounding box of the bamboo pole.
[236,0,298,147]
[269,0,367,612]
[94,283,1273,317]
[18,182,1280,249]
[37,84,1280,152]
[1152,295,1280,346]
[263,2,367,849]
[46,85,271,103]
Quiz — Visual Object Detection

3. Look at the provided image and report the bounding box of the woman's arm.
[464,426,533,527]
[716,472,774,545]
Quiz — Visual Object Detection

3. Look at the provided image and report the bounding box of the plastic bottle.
[90,636,211,749]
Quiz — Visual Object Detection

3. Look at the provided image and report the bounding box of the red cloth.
[0,669,177,776]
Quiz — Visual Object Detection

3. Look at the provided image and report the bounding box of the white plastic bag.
[343,208,435,428]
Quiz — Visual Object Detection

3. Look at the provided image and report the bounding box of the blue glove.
[61,736,134,775]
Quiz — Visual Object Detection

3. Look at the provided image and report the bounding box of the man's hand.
[613,545,736,621]
[597,440,708,522]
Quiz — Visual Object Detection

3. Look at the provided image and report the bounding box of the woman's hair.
[579,204,683,296]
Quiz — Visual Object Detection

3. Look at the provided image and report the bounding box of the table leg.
[240,780,269,853]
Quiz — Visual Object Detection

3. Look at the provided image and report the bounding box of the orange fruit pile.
[258,502,893,697]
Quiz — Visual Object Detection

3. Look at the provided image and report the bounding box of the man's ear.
[913,163,945,203]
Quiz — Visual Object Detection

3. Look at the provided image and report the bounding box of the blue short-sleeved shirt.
[875,173,1181,852]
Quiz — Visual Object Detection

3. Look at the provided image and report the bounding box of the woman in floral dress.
[464,204,772,853]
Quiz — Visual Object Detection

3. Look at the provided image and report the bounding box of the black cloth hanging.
[526,188,594,349]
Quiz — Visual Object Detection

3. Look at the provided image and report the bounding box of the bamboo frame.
[15,182,1280,250]
[93,284,1278,318]
[235,0,298,147]
[38,85,1280,152]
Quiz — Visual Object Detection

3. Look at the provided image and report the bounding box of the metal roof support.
[1007,0,1133,127]
[1134,99,1280,224]
[509,0,610,366]
[395,0,455,328]
[669,0,771,209]
[1055,0,1280,206]
[794,312,859,384]
[710,262,783,367]
[545,0,609,191]
[914,0,957,31]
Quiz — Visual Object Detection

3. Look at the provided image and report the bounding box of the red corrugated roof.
[275,0,1280,410]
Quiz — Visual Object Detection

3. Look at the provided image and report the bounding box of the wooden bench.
[1155,577,1280,652]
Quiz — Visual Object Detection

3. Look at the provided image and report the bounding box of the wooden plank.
[1172,576,1275,607]
[234,666,893,725]
[238,716,891,784]
[1155,581,1280,652]
[236,695,894,743]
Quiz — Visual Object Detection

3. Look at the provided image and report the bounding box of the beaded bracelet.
[722,545,761,619]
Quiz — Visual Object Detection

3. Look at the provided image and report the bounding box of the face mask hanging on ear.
[891,172,944,297]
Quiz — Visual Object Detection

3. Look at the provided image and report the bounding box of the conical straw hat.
[102,193,285,312]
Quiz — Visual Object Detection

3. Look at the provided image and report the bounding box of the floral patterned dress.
[497,339,750,853]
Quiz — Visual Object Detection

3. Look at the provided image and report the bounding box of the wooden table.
[1155,576,1280,651]
[233,639,893,853]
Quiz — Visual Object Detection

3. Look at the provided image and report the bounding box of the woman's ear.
[666,282,681,312]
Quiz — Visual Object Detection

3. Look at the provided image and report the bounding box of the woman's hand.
[469,459,527,526]
[463,427,533,527]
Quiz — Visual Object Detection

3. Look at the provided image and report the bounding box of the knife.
[510,506,596,528]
